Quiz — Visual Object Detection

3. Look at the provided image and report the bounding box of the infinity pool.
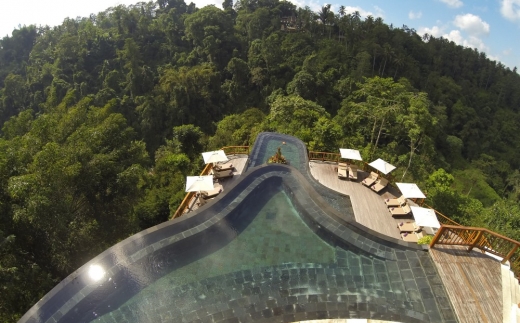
[109,188,336,322]
[90,180,433,323]
[22,133,455,323]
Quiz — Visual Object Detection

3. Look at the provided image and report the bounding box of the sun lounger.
[338,162,348,168]
[397,221,420,233]
[385,196,407,207]
[371,177,389,193]
[213,162,234,172]
[362,172,378,187]
[200,184,223,199]
[390,204,412,216]
[213,169,233,179]
[348,165,358,181]
[400,231,424,243]
[338,166,348,179]
[196,196,208,207]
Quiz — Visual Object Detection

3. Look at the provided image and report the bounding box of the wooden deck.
[430,245,503,323]
[309,161,411,240]
[185,155,249,213]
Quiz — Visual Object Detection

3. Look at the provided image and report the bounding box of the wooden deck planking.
[309,161,409,240]
[430,245,503,323]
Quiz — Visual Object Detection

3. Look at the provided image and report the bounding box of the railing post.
[429,226,445,248]
[467,230,484,252]
[502,245,519,265]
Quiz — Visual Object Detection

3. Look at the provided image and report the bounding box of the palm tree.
[393,53,406,79]
[338,5,345,17]
[364,15,374,34]
[380,43,394,76]
[371,43,381,75]
[318,4,331,24]
[337,5,346,40]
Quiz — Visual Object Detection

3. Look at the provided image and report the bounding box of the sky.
[1,0,519,70]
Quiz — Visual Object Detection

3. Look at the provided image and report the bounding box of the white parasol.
[396,183,426,199]
[339,148,363,161]
[410,206,441,229]
[202,150,228,164]
[368,158,396,175]
[185,176,215,192]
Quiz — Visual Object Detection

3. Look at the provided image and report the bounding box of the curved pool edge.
[20,133,431,323]
[247,132,424,252]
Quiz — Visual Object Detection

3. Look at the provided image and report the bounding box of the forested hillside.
[2,0,520,320]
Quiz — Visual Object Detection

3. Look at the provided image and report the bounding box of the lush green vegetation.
[1,0,520,319]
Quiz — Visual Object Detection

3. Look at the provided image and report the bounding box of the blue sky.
[0,0,518,70]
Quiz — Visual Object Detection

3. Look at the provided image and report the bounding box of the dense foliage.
[2,0,520,319]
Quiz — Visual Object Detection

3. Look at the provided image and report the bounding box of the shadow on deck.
[309,160,416,240]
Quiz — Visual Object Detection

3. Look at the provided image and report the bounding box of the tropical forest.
[1,0,520,320]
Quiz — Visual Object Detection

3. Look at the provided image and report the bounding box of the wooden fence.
[222,146,250,155]
[430,224,520,276]
[308,151,340,162]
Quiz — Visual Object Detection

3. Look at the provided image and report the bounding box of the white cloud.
[488,54,500,62]
[417,25,445,38]
[443,29,464,43]
[420,25,502,66]
[341,5,384,18]
[501,0,520,21]
[409,10,422,20]
[453,13,490,35]
[418,23,491,53]
[443,29,488,52]
[464,36,488,51]
[373,5,385,18]
[439,0,463,8]
[0,0,140,37]
[503,48,513,55]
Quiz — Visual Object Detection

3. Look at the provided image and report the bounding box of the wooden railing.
[170,146,249,220]
[308,151,340,162]
[430,224,520,276]
[222,146,250,155]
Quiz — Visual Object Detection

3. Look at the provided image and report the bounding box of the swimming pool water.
[109,189,335,318]
[266,140,301,169]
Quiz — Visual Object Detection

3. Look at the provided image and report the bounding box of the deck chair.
[348,165,358,181]
[338,161,348,168]
[338,164,348,179]
[213,161,234,172]
[200,184,223,199]
[362,172,379,187]
[400,231,424,243]
[196,195,208,207]
[397,221,420,233]
[385,196,407,207]
[390,204,412,217]
[213,169,233,180]
[371,177,389,193]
